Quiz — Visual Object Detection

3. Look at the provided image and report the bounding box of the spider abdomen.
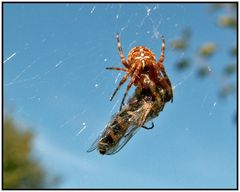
[127,46,156,67]
[127,46,158,86]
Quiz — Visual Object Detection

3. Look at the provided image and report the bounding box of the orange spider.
[106,33,173,110]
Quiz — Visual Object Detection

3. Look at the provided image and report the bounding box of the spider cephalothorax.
[106,33,173,110]
[127,46,156,67]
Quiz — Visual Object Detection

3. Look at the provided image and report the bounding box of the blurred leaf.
[230,46,237,57]
[3,115,59,189]
[197,66,211,78]
[175,58,190,71]
[198,43,217,58]
[171,39,187,50]
[209,3,224,12]
[223,64,236,76]
[219,84,236,98]
[218,16,236,29]
[209,3,237,13]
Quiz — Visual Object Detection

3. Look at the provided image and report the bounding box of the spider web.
[3,3,236,188]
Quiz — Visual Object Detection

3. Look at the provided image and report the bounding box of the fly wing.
[87,127,108,153]
[105,124,140,155]
[86,135,99,153]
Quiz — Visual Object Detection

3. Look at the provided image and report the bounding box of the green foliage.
[198,43,217,58]
[223,64,236,76]
[219,84,236,98]
[209,3,224,12]
[171,3,236,122]
[3,116,55,189]
[210,3,237,29]
[218,16,236,29]
[171,28,191,51]
[171,39,187,50]
[197,66,211,78]
[230,46,236,57]
[209,3,237,13]
[175,58,190,71]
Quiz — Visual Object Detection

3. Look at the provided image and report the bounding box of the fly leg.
[142,122,154,130]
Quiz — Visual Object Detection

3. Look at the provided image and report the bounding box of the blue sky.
[3,3,236,188]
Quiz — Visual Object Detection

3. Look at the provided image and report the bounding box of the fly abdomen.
[97,114,129,155]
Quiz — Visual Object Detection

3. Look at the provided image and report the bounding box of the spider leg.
[157,36,169,81]
[158,35,165,67]
[142,122,154,130]
[109,73,130,101]
[119,65,141,110]
[106,67,127,72]
[116,33,129,68]
[119,81,134,111]
[157,35,173,102]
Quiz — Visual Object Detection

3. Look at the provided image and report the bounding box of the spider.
[106,33,173,110]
